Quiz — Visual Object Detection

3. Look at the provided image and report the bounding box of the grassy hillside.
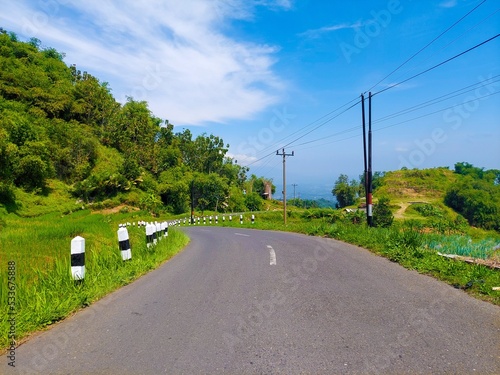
[376,167,457,201]
[371,166,500,234]
[373,167,459,221]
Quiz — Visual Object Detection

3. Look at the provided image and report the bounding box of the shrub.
[244,192,263,211]
[373,197,394,228]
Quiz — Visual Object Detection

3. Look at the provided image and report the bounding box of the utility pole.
[361,93,374,227]
[367,92,373,227]
[190,179,195,225]
[292,184,298,200]
[276,148,294,225]
[361,92,373,227]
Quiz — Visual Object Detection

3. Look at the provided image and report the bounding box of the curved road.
[2,227,499,374]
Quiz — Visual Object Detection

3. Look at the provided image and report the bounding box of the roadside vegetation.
[0,202,189,350]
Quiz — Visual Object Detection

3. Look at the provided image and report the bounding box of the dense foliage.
[373,196,394,228]
[0,31,270,214]
[444,163,500,231]
[331,174,359,208]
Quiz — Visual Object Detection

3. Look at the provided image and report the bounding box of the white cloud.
[226,152,258,165]
[299,21,364,39]
[0,0,287,125]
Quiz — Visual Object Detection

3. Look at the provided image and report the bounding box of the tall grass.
[0,210,189,350]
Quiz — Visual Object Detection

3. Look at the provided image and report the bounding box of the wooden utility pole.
[292,184,298,200]
[276,148,294,224]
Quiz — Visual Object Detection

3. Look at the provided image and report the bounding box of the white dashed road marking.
[267,245,276,265]
[234,233,250,237]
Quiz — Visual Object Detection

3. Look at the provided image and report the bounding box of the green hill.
[373,164,500,232]
[0,30,273,219]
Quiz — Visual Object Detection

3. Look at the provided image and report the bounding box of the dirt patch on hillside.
[93,204,140,215]
[394,202,409,219]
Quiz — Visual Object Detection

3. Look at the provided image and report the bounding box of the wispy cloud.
[299,21,364,39]
[0,0,289,126]
[439,0,458,8]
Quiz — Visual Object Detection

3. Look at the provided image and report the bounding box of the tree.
[245,192,263,211]
[359,171,385,196]
[373,197,394,228]
[444,176,500,231]
[332,174,358,208]
[227,186,246,213]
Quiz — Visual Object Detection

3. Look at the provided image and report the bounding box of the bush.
[14,155,50,190]
[373,197,394,228]
[445,178,500,231]
[244,192,263,211]
[0,182,15,205]
[412,203,444,218]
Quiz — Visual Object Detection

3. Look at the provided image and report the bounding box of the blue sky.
[1,0,499,199]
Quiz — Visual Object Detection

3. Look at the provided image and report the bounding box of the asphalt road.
[2,226,499,374]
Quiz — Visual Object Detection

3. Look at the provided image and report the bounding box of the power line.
[241,5,498,178]
[367,0,488,93]
[242,98,360,168]
[293,88,500,151]
[290,77,500,151]
[374,90,500,132]
[372,33,500,97]
[282,99,360,148]
[385,6,500,89]
[374,76,500,123]
[247,97,360,164]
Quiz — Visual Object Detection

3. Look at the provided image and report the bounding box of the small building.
[262,181,273,200]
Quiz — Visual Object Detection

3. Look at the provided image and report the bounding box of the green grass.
[0,209,189,350]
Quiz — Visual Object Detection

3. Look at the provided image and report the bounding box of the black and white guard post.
[240,215,243,224]
[71,236,85,281]
[251,214,255,224]
[117,227,132,261]
[215,215,218,224]
[155,222,161,241]
[146,223,154,248]
[153,222,158,244]
[164,221,169,237]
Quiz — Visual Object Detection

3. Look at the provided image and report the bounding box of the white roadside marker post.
[155,222,162,242]
[117,227,132,261]
[71,236,85,281]
[153,222,158,245]
[146,223,154,248]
